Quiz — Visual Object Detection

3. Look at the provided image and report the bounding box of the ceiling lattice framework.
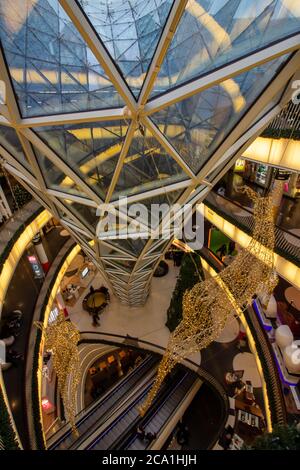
[0,0,299,305]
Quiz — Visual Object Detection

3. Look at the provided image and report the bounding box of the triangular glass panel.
[63,198,98,230]
[106,237,146,257]
[33,145,91,198]
[111,126,187,200]
[151,0,300,97]
[103,258,135,273]
[136,258,158,272]
[33,120,127,199]
[99,242,132,258]
[0,0,124,117]
[108,271,130,283]
[152,54,289,174]
[78,0,173,96]
[0,125,31,171]
[145,238,170,255]
[125,189,183,229]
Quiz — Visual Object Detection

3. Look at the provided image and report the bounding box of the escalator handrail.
[124,371,194,449]
[49,354,156,448]
[86,380,155,449]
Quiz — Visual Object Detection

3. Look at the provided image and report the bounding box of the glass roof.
[0,0,125,117]
[77,0,173,96]
[34,119,127,199]
[0,0,299,287]
[151,53,288,173]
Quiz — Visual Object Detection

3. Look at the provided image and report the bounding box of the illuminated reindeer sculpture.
[139,186,278,416]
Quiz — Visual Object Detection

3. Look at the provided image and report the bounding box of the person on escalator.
[145,431,157,443]
[176,421,190,446]
[92,313,100,327]
[136,425,145,440]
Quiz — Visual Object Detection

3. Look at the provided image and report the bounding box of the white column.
[32,232,50,273]
[56,290,69,319]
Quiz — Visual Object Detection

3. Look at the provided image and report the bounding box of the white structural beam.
[16,132,46,190]
[54,197,95,239]
[105,121,137,203]
[1,161,39,190]
[0,105,11,122]
[138,0,188,107]
[0,47,20,123]
[18,107,126,128]
[143,115,197,180]
[59,0,136,113]
[11,174,53,213]
[144,34,300,115]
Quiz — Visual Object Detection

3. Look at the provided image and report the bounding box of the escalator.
[85,367,198,450]
[125,370,199,450]
[49,354,159,450]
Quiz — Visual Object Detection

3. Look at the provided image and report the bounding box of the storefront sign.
[275,169,291,180]
[27,255,44,279]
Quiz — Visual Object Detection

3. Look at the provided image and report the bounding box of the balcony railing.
[204,191,300,267]
[262,101,300,140]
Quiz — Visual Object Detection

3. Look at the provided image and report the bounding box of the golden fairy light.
[35,313,81,433]
[139,186,279,416]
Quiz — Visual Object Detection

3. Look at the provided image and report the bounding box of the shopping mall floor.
[1,227,69,449]
[3,223,299,448]
[216,172,300,233]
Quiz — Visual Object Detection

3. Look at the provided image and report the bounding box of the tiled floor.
[67,261,183,355]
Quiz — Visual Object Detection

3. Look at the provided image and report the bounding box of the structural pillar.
[32,233,50,273]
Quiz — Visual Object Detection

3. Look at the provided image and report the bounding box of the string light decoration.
[139,185,279,416]
[35,313,81,433]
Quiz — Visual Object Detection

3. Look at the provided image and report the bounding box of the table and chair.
[220,372,265,449]
[82,285,110,317]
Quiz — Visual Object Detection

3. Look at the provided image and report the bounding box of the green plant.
[245,424,300,450]
[166,253,203,332]
[0,384,20,450]
[261,128,300,141]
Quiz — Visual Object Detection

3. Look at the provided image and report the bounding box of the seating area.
[82,286,110,317]
[217,383,266,450]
